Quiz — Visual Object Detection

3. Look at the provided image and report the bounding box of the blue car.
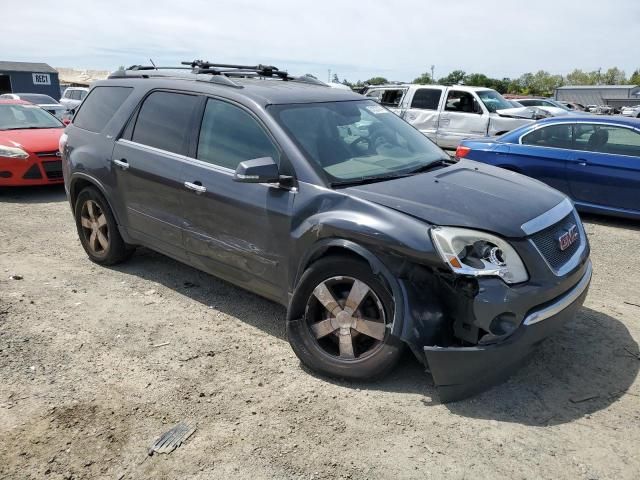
[456,116,640,219]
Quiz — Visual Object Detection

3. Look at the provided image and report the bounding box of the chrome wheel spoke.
[89,231,98,251]
[338,330,355,359]
[86,201,97,221]
[313,283,342,316]
[344,279,370,315]
[80,217,92,229]
[96,214,107,228]
[354,318,386,341]
[311,318,337,339]
[96,230,109,250]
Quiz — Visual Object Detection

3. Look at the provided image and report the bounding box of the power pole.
[431,65,435,83]
[328,69,331,83]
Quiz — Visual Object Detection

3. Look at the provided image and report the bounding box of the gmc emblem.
[558,225,579,251]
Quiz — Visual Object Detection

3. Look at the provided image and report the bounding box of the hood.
[343,160,566,238]
[0,128,64,153]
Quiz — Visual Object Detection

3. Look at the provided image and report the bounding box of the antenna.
[149,59,158,70]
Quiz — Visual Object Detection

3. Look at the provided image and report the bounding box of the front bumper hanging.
[425,260,592,403]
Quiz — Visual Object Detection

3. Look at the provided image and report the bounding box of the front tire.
[74,186,133,265]
[287,255,403,380]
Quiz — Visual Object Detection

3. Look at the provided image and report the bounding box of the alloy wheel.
[305,276,387,360]
[80,200,109,255]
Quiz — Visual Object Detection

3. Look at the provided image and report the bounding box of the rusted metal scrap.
[148,421,196,455]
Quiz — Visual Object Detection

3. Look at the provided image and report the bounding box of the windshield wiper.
[332,159,452,188]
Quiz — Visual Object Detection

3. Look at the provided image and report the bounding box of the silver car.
[621,105,640,118]
[0,93,67,119]
[59,87,90,110]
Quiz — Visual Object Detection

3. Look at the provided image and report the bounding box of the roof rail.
[107,60,329,89]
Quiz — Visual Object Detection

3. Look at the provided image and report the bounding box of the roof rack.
[107,60,329,89]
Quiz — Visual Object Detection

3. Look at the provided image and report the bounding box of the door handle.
[113,158,129,170]
[576,159,588,166]
[184,181,206,194]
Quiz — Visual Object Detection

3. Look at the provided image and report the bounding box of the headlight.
[0,145,29,159]
[430,227,528,284]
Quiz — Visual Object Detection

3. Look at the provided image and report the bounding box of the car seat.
[587,129,609,151]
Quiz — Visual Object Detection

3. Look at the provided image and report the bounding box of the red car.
[0,99,65,186]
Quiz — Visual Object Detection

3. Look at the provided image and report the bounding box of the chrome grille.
[530,211,582,272]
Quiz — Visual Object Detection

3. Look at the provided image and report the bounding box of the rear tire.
[74,186,134,265]
[287,255,403,380]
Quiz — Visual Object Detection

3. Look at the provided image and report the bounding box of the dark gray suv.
[61,62,592,401]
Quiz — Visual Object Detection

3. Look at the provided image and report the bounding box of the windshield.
[0,104,63,130]
[17,94,58,105]
[269,100,449,185]
[544,99,571,111]
[476,90,513,113]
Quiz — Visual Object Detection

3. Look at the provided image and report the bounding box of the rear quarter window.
[411,88,442,110]
[73,86,133,133]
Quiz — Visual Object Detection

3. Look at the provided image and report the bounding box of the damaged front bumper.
[424,260,592,403]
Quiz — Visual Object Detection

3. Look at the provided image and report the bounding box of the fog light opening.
[489,313,518,336]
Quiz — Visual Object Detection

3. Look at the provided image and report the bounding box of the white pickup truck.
[363,84,542,149]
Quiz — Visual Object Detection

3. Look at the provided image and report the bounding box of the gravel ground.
[0,185,638,480]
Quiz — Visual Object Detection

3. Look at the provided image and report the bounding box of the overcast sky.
[2,0,639,82]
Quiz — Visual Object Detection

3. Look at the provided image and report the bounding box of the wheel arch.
[69,173,121,224]
[290,239,406,336]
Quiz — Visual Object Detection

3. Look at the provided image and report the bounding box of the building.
[0,61,60,98]
[554,85,640,108]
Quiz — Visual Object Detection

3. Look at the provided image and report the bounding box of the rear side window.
[411,88,441,110]
[574,124,640,157]
[73,86,133,132]
[522,124,573,149]
[132,91,198,155]
[197,98,278,170]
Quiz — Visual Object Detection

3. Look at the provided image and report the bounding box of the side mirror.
[234,157,281,184]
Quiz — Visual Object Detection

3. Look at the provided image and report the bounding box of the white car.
[59,87,90,110]
[0,93,67,119]
[621,105,640,118]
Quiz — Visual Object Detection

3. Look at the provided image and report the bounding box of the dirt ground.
[0,185,638,480]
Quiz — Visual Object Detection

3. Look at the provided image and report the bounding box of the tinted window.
[445,90,482,114]
[80,90,88,100]
[411,88,441,110]
[380,89,405,107]
[522,124,573,149]
[574,124,640,157]
[197,99,278,170]
[73,86,133,132]
[132,91,198,155]
[71,91,82,100]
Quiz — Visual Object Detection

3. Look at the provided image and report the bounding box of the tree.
[518,70,563,96]
[602,67,626,85]
[413,72,433,84]
[565,69,594,85]
[365,77,388,85]
[464,73,491,88]
[630,69,640,85]
[332,73,340,83]
[438,70,466,85]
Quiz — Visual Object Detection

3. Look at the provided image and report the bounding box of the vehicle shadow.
[0,185,66,204]
[581,212,640,231]
[113,249,639,427]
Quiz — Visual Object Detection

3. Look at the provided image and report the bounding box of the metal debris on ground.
[569,394,600,404]
[623,301,640,308]
[9,274,23,280]
[152,342,170,348]
[148,421,197,455]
